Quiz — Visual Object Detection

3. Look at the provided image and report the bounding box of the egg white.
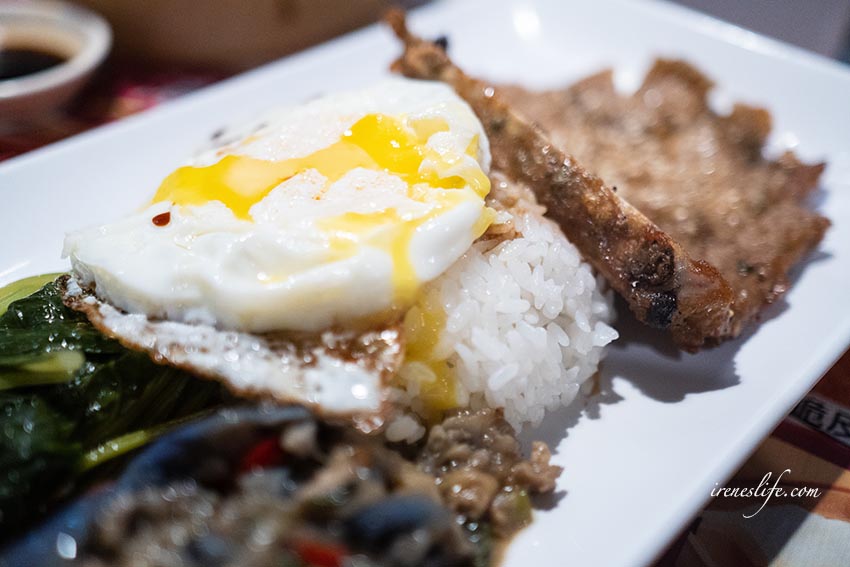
[63,78,492,333]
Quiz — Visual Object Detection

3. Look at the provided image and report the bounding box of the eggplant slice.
[0,406,480,567]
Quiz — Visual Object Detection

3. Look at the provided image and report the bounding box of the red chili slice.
[293,539,347,567]
[238,437,283,473]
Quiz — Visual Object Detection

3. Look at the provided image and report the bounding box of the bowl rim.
[0,0,112,100]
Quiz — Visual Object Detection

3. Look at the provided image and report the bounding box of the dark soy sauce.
[0,48,67,80]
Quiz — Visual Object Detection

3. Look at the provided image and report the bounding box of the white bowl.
[0,0,111,119]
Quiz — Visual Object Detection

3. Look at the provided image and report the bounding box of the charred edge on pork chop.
[387,10,735,351]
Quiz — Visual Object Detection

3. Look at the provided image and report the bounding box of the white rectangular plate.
[2,0,850,565]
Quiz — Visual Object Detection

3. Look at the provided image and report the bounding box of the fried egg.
[64,78,493,333]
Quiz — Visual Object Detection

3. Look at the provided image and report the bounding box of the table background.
[672,0,850,59]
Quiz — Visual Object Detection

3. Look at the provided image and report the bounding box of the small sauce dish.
[0,0,111,120]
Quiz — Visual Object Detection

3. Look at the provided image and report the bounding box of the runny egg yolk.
[151,113,494,309]
[153,114,489,218]
[401,289,458,419]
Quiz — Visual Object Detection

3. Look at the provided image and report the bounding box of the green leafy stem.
[0,275,225,541]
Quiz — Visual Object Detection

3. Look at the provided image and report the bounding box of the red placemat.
[0,60,225,161]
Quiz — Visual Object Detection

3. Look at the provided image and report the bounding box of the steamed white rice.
[387,209,618,441]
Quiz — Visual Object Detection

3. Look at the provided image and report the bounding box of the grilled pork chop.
[498,61,829,339]
[388,11,736,351]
